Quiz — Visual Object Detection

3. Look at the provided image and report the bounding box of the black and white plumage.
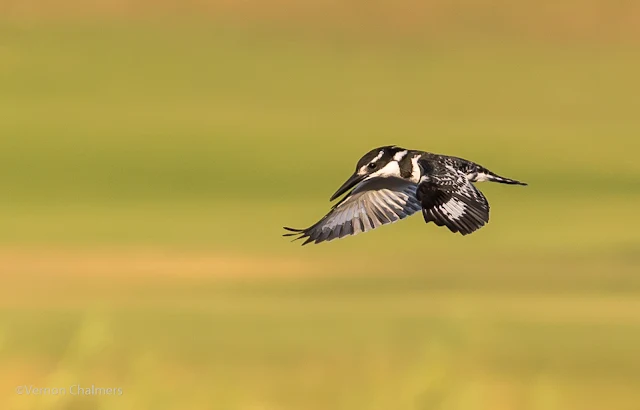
[284,145,527,245]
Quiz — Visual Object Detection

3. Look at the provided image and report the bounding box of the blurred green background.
[1,1,639,409]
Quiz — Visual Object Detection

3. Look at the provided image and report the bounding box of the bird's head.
[330,145,407,201]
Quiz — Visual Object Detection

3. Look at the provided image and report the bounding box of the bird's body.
[284,145,526,245]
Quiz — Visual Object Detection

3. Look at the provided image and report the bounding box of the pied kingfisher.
[284,145,527,245]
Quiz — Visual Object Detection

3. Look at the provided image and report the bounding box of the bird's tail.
[469,167,528,186]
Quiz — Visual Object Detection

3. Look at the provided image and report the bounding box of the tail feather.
[485,173,527,185]
[469,169,527,186]
[450,156,527,186]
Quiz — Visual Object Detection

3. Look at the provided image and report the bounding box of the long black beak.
[330,173,364,201]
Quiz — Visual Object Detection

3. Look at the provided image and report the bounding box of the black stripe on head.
[356,145,405,170]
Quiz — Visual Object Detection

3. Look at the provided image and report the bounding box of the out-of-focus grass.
[3,276,640,410]
[1,17,639,410]
[1,24,639,205]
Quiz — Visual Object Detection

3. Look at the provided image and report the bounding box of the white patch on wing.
[441,198,465,220]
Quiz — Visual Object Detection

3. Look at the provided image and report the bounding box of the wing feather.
[283,177,420,245]
[417,167,490,236]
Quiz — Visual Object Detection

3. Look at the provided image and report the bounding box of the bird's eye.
[368,163,377,169]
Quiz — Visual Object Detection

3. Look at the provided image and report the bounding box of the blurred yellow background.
[1,1,639,409]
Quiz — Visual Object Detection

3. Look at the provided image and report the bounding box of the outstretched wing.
[417,165,490,235]
[284,177,421,245]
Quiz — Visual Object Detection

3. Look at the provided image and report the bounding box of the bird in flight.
[284,145,527,245]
